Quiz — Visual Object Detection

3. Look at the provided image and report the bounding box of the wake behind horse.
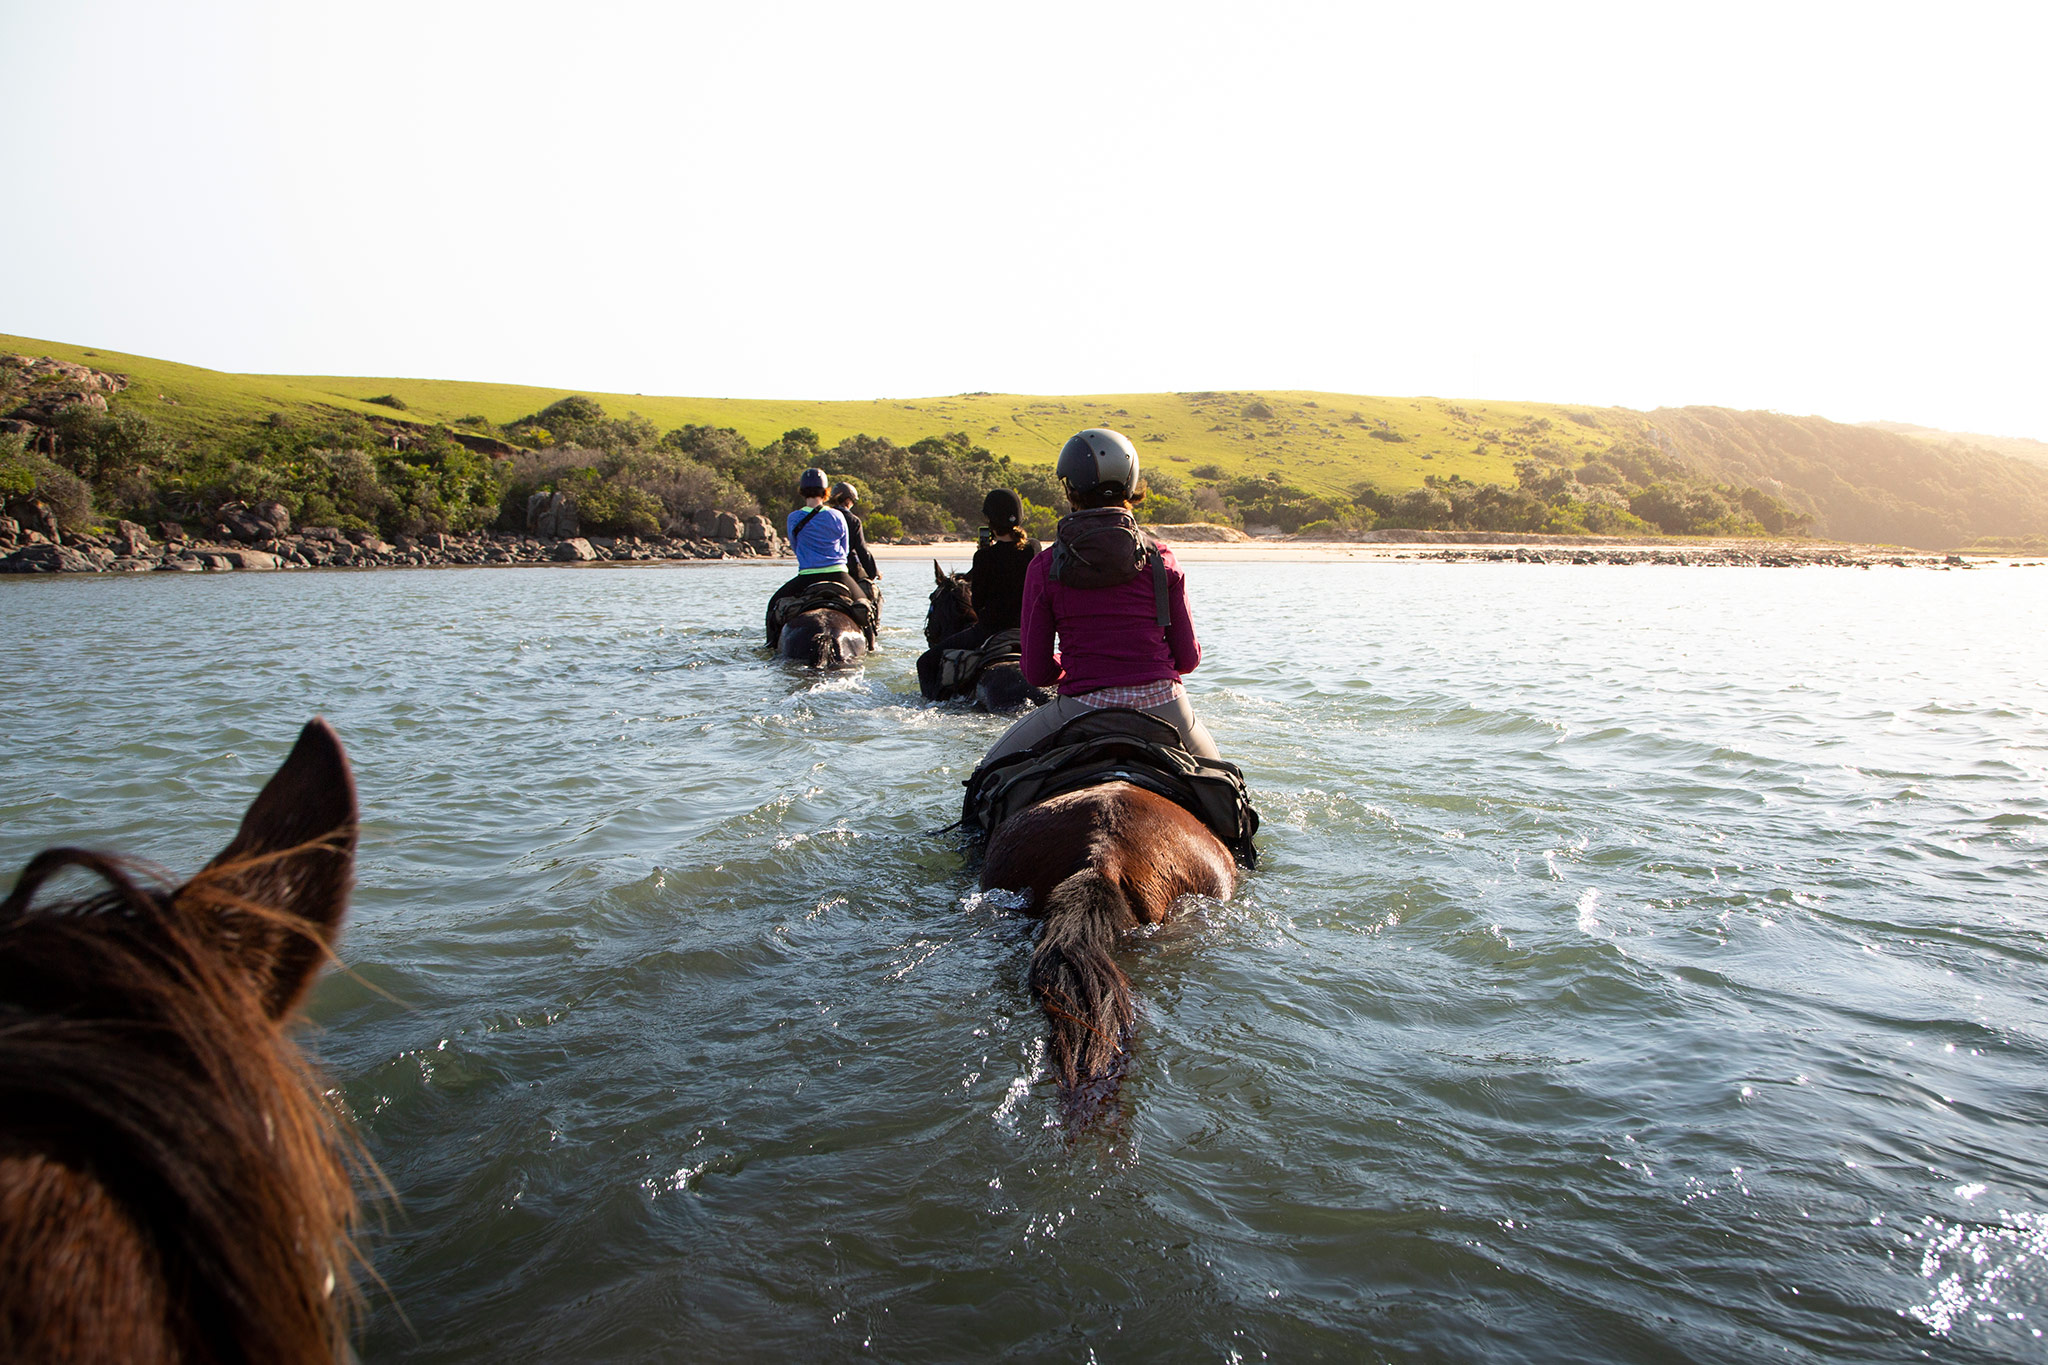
[0,719,363,1364]
[979,779,1237,1123]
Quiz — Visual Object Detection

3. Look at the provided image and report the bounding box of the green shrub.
[864,512,905,541]
[0,435,94,530]
[364,394,408,410]
[575,479,663,537]
[0,433,34,498]
[503,396,656,453]
[299,492,340,527]
[1020,499,1059,541]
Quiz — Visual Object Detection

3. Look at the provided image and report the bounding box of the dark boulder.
[527,491,579,539]
[0,543,100,573]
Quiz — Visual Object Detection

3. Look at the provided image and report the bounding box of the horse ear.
[934,560,946,586]
[178,718,357,1020]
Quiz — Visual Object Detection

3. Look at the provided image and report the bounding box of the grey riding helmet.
[799,467,830,496]
[1055,428,1140,500]
[830,481,859,504]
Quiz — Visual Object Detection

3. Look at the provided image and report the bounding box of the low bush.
[0,433,94,530]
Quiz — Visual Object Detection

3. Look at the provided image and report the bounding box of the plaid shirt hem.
[1069,679,1184,710]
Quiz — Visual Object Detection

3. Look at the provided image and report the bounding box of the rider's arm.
[848,517,878,577]
[1019,560,1062,687]
[1163,551,1201,675]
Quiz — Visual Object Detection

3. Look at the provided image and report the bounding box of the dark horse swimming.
[0,719,364,1364]
[774,593,872,668]
[922,565,1049,711]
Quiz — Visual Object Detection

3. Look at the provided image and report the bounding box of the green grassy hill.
[0,332,1646,498]
[6,332,2045,549]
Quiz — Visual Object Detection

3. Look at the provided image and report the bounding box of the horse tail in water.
[808,628,834,668]
[1029,867,1139,1093]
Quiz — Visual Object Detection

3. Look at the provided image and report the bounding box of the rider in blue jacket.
[765,468,866,646]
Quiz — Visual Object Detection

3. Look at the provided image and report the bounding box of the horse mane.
[0,846,362,1364]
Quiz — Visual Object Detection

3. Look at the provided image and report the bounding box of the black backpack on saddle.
[960,707,1259,867]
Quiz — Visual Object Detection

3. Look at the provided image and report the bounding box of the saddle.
[935,628,1023,700]
[960,707,1260,866]
[773,580,875,641]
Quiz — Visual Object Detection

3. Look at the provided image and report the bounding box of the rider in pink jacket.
[976,428,1220,768]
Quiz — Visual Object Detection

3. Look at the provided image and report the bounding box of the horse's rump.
[963,708,1259,864]
[780,607,870,668]
[981,782,1235,1115]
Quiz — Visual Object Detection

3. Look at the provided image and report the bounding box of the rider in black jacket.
[918,489,1039,698]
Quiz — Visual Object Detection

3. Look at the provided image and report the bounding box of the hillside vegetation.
[2,333,2043,550]
[1862,421,2048,472]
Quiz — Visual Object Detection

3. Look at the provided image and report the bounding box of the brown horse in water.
[980,781,1235,1120]
[0,719,363,1364]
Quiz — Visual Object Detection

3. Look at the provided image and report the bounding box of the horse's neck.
[1,1154,181,1360]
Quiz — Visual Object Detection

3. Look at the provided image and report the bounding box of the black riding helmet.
[982,488,1023,530]
[1055,428,1140,500]
[799,467,829,496]
[830,481,859,504]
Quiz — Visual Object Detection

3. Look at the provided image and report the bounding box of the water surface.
[4,560,2044,1362]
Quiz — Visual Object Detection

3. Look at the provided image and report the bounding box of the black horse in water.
[922,565,1050,711]
[777,604,870,668]
[770,578,876,668]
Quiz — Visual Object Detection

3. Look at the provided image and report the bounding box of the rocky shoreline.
[0,498,792,575]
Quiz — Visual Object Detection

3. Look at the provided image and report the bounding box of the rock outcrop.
[212,500,292,543]
[0,354,130,424]
[527,492,579,538]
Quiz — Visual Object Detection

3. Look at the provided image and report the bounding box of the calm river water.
[3,559,2045,1363]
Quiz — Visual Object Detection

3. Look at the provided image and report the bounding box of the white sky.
[3,1,2043,438]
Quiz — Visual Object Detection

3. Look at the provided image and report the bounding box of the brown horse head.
[0,719,362,1364]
